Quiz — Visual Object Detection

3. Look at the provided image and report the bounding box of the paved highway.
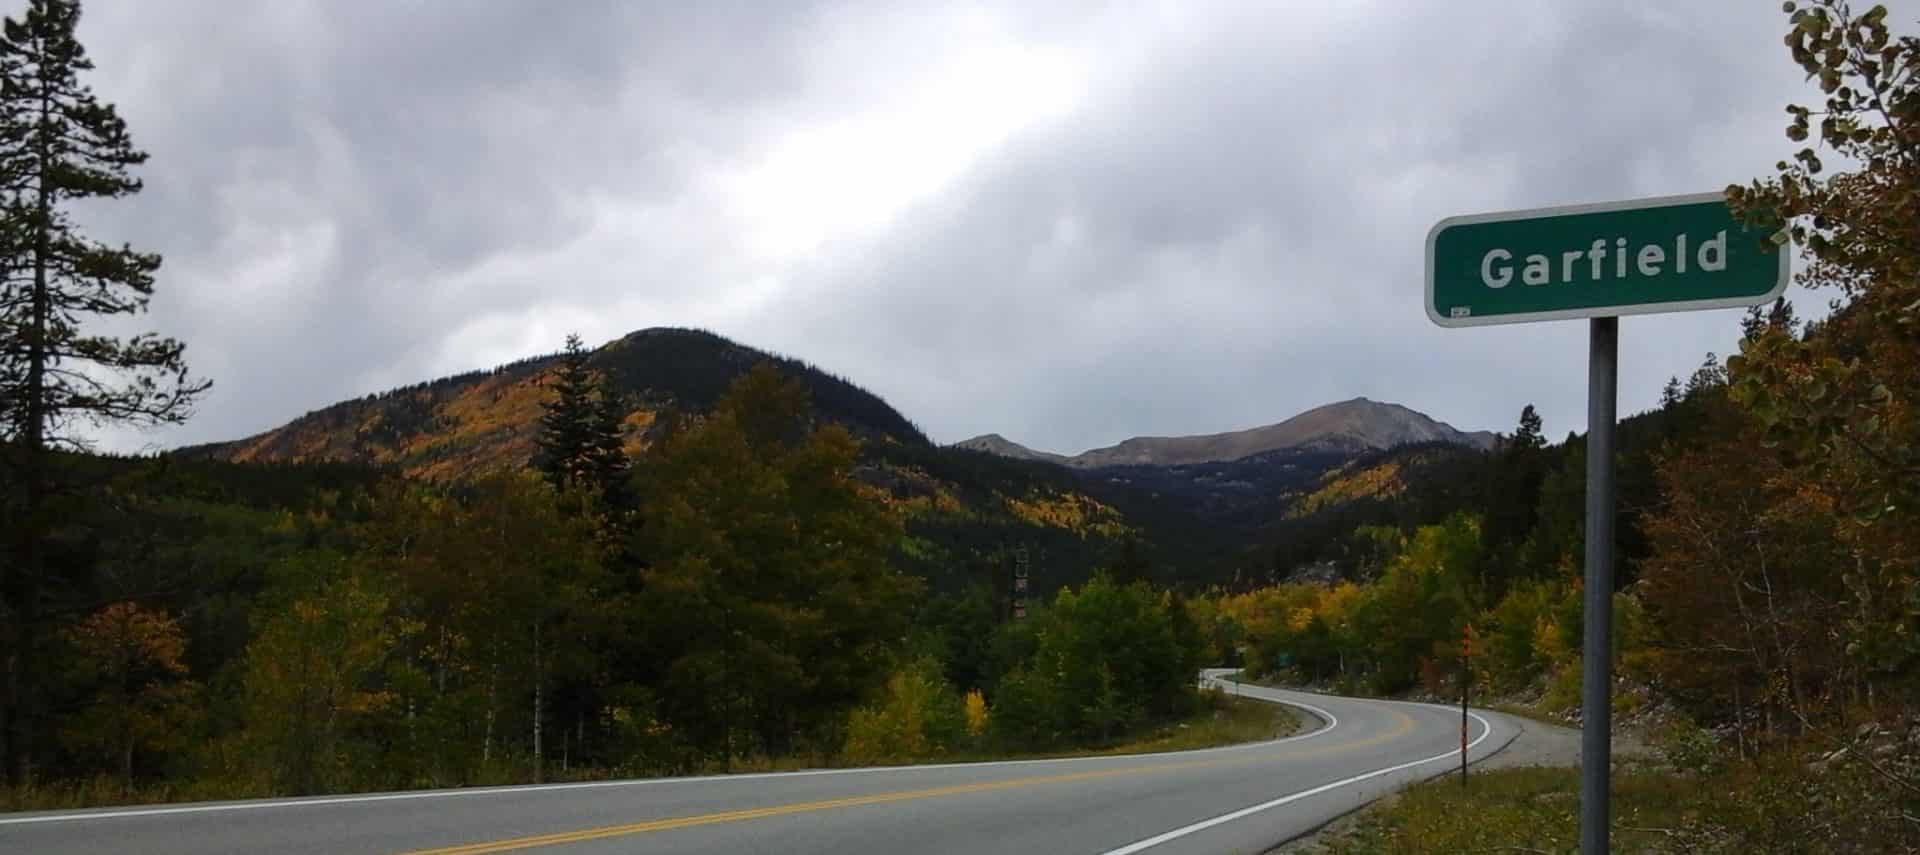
[0,672,1520,854]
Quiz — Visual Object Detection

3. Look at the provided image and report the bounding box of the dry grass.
[1305,746,1919,855]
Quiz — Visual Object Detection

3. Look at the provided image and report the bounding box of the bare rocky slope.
[952,433,1069,463]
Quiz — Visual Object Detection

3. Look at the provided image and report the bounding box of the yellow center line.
[398,709,1422,855]
[397,760,1224,855]
[1290,709,1414,757]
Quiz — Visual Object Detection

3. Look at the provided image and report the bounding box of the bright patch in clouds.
[726,26,1083,259]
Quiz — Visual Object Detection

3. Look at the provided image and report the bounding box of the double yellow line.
[403,709,1415,855]
[402,759,1217,854]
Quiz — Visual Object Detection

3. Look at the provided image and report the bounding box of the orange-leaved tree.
[61,602,195,795]
[1726,0,1920,709]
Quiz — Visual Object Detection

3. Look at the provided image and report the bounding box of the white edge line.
[0,676,1335,827]
[1096,707,1497,855]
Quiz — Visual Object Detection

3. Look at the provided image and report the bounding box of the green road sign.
[1426,192,1790,327]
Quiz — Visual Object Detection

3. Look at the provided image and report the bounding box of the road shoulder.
[1263,711,1652,854]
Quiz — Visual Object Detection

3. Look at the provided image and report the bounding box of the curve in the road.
[1100,681,1497,854]
[0,674,1521,855]
[0,688,1339,830]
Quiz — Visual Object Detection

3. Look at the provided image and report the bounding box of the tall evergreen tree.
[1483,405,1547,596]
[588,385,631,507]
[536,334,598,491]
[536,332,631,510]
[0,0,204,785]
[1512,404,1545,451]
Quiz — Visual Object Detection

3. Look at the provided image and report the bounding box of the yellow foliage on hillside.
[224,365,660,483]
[1288,460,1404,518]
[621,409,657,457]
[403,369,558,480]
[880,466,967,518]
[1004,491,1131,538]
[1286,606,1315,633]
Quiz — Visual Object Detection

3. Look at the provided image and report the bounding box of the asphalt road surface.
[0,671,1520,855]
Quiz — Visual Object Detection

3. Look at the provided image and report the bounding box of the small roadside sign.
[1426,192,1789,327]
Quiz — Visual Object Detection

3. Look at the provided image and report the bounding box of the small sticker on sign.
[1450,306,1471,318]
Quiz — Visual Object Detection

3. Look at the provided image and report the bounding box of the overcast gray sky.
[70,0,1881,456]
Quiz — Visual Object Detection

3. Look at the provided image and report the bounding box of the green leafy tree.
[989,576,1190,747]
[636,363,916,760]
[909,584,999,693]
[240,572,414,795]
[0,0,205,785]
[1350,514,1481,693]
[347,474,609,786]
[841,657,965,762]
[462,473,605,783]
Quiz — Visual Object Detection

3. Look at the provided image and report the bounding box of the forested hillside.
[3,361,1213,802]
[183,327,930,480]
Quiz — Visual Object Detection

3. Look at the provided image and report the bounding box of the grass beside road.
[3,690,1303,813]
[1292,744,1916,854]
[1301,766,1696,854]
[837,688,1306,769]
[1094,690,1304,756]
[665,690,1303,777]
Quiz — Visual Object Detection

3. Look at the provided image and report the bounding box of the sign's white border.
[1424,191,1793,328]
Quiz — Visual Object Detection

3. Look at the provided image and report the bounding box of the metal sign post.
[1427,192,1788,855]
[1579,317,1618,853]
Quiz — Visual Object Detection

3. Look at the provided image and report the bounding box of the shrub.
[841,657,965,763]
[963,690,989,737]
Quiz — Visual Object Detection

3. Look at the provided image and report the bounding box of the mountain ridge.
[952,433,1069,463]
[180,327,928,480]
[952,397,1495,468]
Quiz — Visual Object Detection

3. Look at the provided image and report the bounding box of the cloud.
[64,0,1859,455]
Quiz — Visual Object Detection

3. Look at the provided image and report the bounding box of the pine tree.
[1483,405,1547,597]
[1685,353,1726,396]
[1513,404,1545,451]
[1659,376,1686,440]
[536,332,632,511]
[536,334,598,491]
[588,386,631,507]
[0,0,204,785]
